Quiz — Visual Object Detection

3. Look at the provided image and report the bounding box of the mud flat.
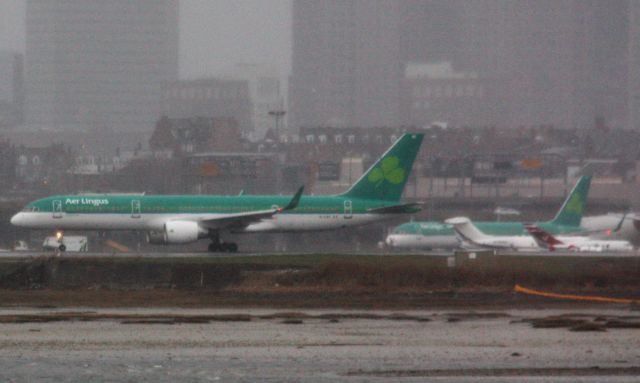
[2,254,640,381]
[1,307,640,382]
[0,253,640,310]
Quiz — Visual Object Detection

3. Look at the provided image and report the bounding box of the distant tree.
[149,116,175,151]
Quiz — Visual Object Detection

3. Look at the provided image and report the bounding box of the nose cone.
[10,213,23,226]
[385,235,395,247]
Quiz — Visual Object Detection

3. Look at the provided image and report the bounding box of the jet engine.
[147,221,206,244]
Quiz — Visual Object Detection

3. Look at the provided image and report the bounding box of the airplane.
[581,212,640,245]
[525,224,633,252]
[11,133,424,252]
[385,175,592,250]
[444,217,541,251]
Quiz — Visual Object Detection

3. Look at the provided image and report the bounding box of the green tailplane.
[340,133,424,201]
[548,175,592,227]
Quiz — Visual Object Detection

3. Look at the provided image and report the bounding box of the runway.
[0,307,639,382]
[0,249,638,259]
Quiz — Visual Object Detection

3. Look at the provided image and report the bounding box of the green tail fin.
[549,175,592,227]
[340,133,424,201]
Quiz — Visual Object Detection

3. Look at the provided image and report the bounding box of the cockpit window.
[22,206,39,212]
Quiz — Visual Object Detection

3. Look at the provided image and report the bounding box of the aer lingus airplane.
[11,133,424,252]
[385,175,592,250]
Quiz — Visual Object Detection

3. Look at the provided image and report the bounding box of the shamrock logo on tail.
[565,193,583,214]
[368,156,405,187]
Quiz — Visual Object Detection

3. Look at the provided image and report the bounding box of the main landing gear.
[208,242,238,253]
[208,231,238,253]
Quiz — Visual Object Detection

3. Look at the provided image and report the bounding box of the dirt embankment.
[1,254,639,308]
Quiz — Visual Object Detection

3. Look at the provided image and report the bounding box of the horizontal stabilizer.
[525,224,563,247]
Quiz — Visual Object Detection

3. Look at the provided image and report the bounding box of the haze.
[0,0,292,78]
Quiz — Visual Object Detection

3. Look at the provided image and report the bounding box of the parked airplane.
[385,175,592,250]
[581,212,640,245]
[525,225,633,252]
[11,133,424,252]
[444,217,540,251]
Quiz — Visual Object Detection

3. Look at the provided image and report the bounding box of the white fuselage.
[581,214,640,244]
[466,235,540,251]
[385,234,459,250]
[551,235,633,252]
[10,211,387,233]
[445,217,541,251]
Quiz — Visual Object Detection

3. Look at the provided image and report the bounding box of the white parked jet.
[444,217,540,251]
[525,225,633,252]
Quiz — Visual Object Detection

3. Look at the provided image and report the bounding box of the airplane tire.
[59,244,66,252]
[208,242,237,253]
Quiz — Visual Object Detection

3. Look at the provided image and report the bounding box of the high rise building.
[220,63,284,141]
[25,0,178,137]
[161,78,253,135]
[458,0,630,129]
[399,0,465,66]
[579,0,629,129]
[0,51,23,127]
[291,0,634,131]
[290,0,402,129]
[629,1,640,130]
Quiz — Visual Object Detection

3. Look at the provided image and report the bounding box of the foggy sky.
[0,0,291,79]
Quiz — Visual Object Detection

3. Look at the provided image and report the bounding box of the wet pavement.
[0,307,639,382]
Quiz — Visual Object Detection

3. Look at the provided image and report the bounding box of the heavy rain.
[0,1,639,382]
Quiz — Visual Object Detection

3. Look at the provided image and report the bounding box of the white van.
[43,236,88,252]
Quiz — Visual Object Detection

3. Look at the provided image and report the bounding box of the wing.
[199,209,283,230]
[367,203,422,214]
[199,186,304,231]
[568,212,633,237]
[450,228,480,250]
[447,222,492,250]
